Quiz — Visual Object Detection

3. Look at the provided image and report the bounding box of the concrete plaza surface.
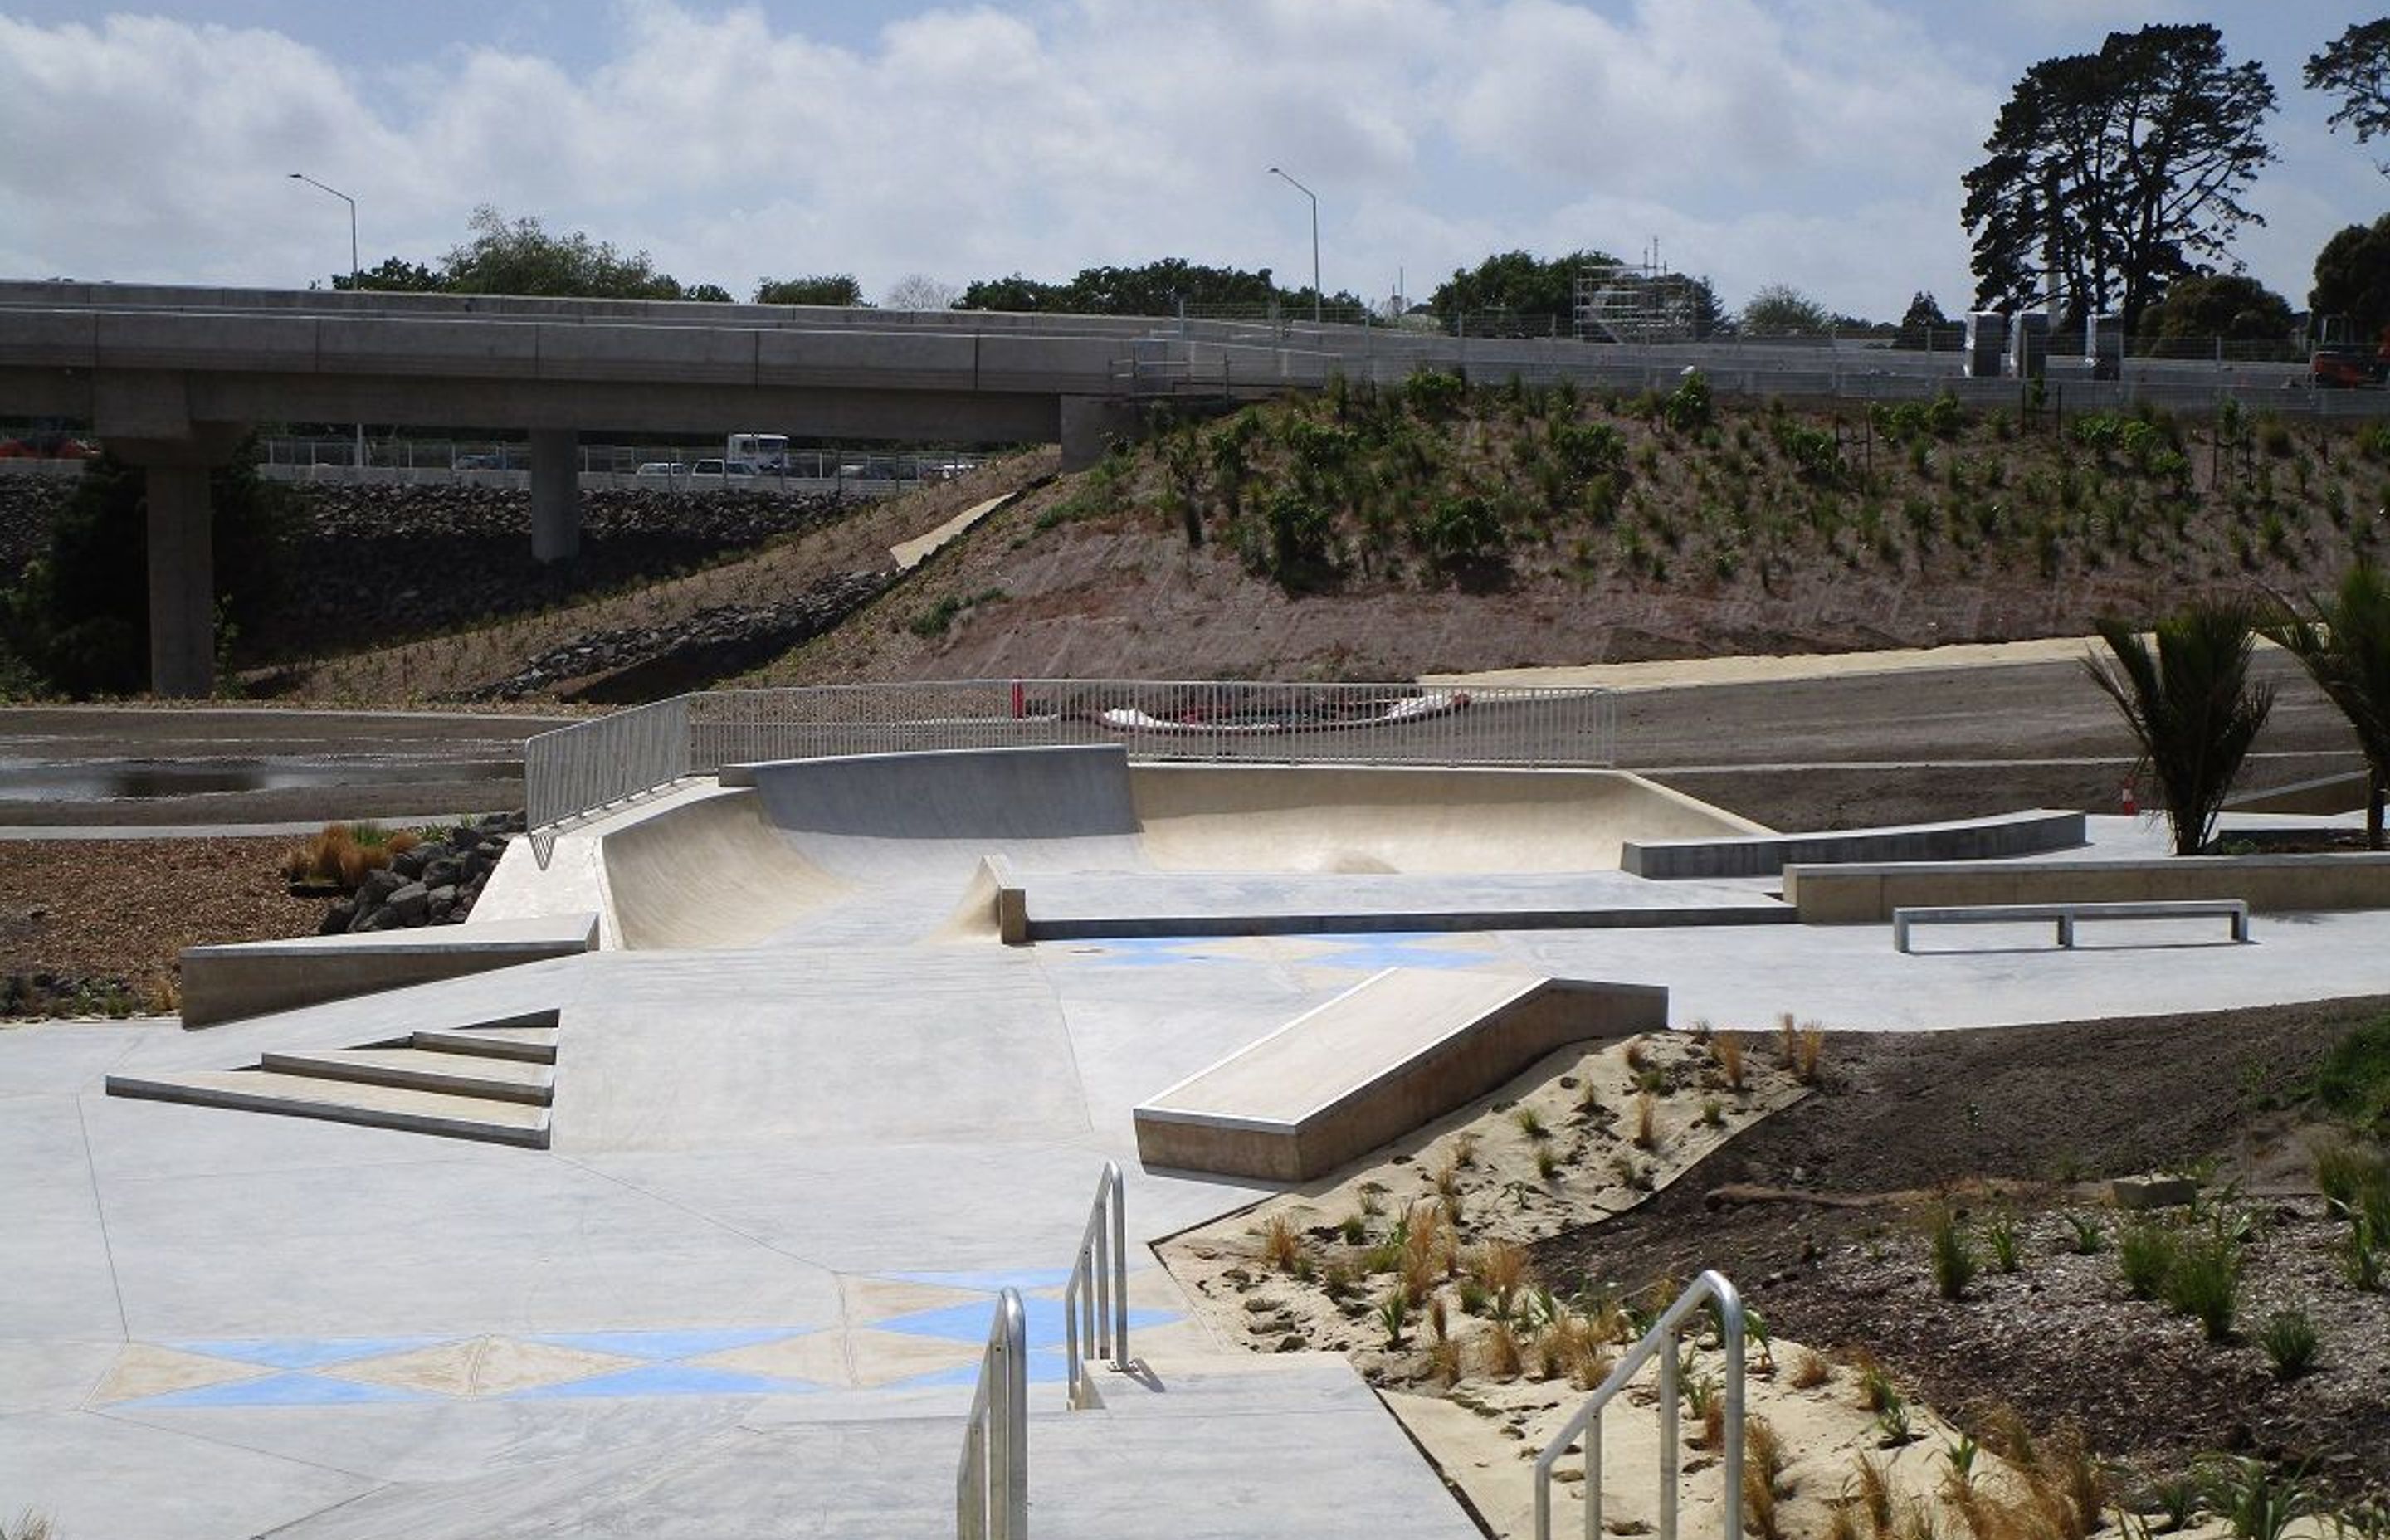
[7,752,2387,1535]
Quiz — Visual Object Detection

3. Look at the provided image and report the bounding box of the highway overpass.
[0,280,2371,696]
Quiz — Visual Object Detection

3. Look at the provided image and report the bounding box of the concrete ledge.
[1784,855,2390,924]
[1134,968,1667,1182]
[178,913,600,1028]
[1622,808,2085,880]
[2227,771,2375,816]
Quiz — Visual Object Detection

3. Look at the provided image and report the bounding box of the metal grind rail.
[1533,1270,1745,1540]
[1063,1160,1129,1409]
[956,1288,1029,1540]
[527,678,1617,853]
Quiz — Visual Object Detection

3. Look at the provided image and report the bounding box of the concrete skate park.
[8,678,2390,1539]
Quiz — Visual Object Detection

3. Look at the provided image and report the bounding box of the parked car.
[633,461,685,485]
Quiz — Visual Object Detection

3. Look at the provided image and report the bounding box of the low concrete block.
[1784,853,2390,924]
[1622,808,2085,880]
[1134,968,1667,1182]
[178,913,599,1028]
[2111,1176,2197,1211]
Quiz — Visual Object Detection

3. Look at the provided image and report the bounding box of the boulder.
[422,856,464,890]
[386,881,430,925]
[358,867,407,905]
[318,899,356,936]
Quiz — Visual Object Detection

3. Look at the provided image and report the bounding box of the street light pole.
[1267,166,1321,324]
[289,173,366,474]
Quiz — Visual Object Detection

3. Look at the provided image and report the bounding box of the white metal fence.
[525,678,1617,847]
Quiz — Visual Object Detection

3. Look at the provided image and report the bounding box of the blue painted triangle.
[124,1372,432,1409]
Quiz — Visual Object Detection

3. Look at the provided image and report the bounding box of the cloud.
[0,0,2357,320]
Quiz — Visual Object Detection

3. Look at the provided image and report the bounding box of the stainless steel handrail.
[1063,1160,1129,1409]
[1533,1270,1744,1540]
[956,1288,1028,1540]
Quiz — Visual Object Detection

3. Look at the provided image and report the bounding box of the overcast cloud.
[0,2,2378,319]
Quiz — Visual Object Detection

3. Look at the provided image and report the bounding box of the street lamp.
[288,173,366,473]
[1267,166,1321,324]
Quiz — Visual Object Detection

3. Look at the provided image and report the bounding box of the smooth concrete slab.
[1023,868,1792,938]
[0,1094,126,1340]
[549,947,1083,1153]
[1136,967,1668,1181]
[0,1408,377,1540]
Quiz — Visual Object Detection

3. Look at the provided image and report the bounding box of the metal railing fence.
[524,694,692,833]
[1533,1270,1745,1540]
[527,679,1618,849]
[684,680,1615,775]
[955,1288,1029,1540]
[1063,1161,1129,1411]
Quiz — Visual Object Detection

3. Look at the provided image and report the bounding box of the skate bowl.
[582,746,1772,950]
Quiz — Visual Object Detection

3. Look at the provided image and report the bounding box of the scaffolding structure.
[1573,244,1706,344]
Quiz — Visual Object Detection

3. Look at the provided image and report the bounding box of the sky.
[0,1,2383,320]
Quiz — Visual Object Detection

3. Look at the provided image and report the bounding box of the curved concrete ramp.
[603,786,852,950]
[1129,763,1766,874]
[1134,967,1669,1182]
[598,751,1770,950]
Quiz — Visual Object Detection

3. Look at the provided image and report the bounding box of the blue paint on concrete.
[507,1363,820,1399]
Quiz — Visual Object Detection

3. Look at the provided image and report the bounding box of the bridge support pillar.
[144,465,215,699]
[1059,397,1142,471]
[529,429,581,563]
[110,425,248,699]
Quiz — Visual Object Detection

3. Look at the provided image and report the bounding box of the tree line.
[329,20,2390,346]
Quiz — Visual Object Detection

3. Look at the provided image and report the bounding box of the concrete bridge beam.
[529,428,580,563]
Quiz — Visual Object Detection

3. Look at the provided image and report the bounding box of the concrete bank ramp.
[1135,967,1668,1181]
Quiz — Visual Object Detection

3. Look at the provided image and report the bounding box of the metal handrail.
[1533,1270,1744,1540]
[1063,1160,1129,1409]
[956,1288,1029,1540]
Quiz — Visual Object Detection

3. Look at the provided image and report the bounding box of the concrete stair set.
[107,1016,559,1148]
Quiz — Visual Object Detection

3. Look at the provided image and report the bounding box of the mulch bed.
[1532,1000,2390,1504]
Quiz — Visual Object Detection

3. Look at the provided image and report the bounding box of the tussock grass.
[1792,1347,1833,1390]
[1714,1030,1748,1090]
[1261,1212,1303,1274]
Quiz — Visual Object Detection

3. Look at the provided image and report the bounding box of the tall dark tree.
[754,275,866,306]
[441,207,691,299]
[1962,24,2276,334]
[2312,212,2390,339]
[1432,250,1720,338]
[1738,283,1833,337]
[1895,290,1950,349]
[956,259,1283,317]
[2306,19,2390,173]
[2138,274,2295,345]
[332,257,445,293]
